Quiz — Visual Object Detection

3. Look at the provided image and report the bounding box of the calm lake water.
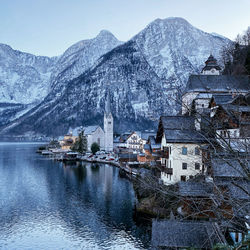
[0,143,151,249]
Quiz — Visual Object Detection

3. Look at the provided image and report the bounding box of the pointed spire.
[105,88,111,115]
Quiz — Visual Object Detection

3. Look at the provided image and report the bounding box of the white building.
[66,88,114,152]
[84,126,105,151]
[104,90,113,152]
[181,55,249,115]
[156,116,206,185]
[126,131,156,152]
[68,126,105,151]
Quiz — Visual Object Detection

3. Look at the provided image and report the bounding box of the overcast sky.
[0,0,249,57]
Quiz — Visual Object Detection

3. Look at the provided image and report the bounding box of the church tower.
[201,54,221,75]
[104,89,113,152]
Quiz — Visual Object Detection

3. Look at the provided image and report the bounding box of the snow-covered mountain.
[49,30,123,94]
[0,44,57,104]
[1,17,231,136]
[0,31,122,127]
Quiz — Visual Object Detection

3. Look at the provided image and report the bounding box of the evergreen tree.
[71,130,88,154]
[91,142,100,155]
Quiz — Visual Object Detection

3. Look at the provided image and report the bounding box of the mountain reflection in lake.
[0,143,151,249]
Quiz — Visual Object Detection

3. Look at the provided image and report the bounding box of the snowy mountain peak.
[49,29,123,92]
[0,17,231,136]
[97,30,117,39]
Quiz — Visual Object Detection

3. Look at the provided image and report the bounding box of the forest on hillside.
[221,27,250,75]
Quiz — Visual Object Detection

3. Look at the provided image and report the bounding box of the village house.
[210,92,250,151]
[137,136,161,163]
[182,55,250,115]
[125,131,155,152]
[125,131,142,151]
[59,132,78,150]
[113,132,132,149]
[156,116,207,185]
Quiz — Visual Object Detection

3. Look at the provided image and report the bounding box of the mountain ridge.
[0,17,231,136]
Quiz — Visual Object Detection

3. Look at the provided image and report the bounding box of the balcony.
[160,165,173,175]
[165,168,173,175]
[160,147,169,158]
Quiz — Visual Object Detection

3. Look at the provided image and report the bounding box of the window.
[195,147,200,155]
[182,147,187,155]
[170,147,171,155]
[182,163,187,170]
[108,121,111,124]
[97,138,100,145]
[195,163,200,170]
[181,175,186,182]
[189,175,194,179]
[234,130,237,137]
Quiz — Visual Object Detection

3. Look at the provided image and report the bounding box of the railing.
[165,168,173,175]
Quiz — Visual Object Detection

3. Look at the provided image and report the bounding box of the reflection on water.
[0,143,150,249]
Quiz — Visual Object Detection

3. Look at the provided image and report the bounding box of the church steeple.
[104,87,113,151]
[105,89,111,115]
[201,54,221,75]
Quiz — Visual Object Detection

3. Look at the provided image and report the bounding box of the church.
[65,89,113,152]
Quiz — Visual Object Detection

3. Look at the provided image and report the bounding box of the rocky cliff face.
[0,17,231,136]
[0,31,122,127]
[49,30,123,95]
[0,44,57,104]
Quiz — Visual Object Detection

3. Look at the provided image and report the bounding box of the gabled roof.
[210,94,233,106]
[160,116,195,130]
[222,104,250,113]
[215,179,250,200]
[156,116,206,143]
[184,75,250,94]
[164,129,206,143]
[141,131,155,140]
[83,125,101,135]
[151,220,226,249]
[211,158,249,178]
[178,182,213,197]
[195,93,213,99]
[119,132,132,142]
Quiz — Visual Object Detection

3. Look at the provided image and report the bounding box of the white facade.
[126,132,142,151]
[104,113,113,151]
[160,133,204,185]
[182,92,199,115]
[86,126,105,151]
[202,68,220,75]
[194,96,212,114]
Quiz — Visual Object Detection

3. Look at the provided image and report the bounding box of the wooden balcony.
[160,165,173,175]
[165,168,173,175]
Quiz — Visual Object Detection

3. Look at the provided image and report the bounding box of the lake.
[0,143,151,249]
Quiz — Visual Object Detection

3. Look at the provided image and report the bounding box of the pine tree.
[71,130,88,154]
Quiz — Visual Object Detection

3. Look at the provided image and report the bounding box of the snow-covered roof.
[185,75,250,94]
[68,125,102,136]
[195,93,213,99]
[83,125,101,135]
